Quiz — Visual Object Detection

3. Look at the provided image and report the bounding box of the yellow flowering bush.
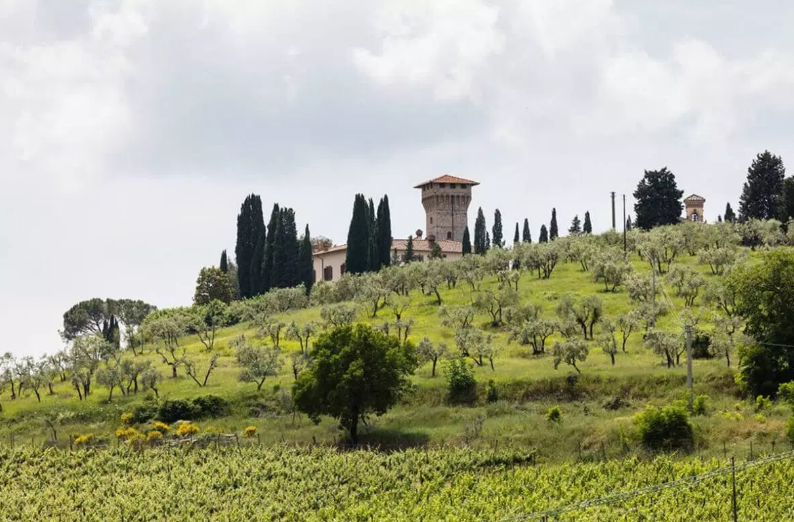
[176,422,200,437]
[116,427,140,440]
[146,430,163,442]
[151,421,171,434]
[73,434,93,447]
[120,413,134,426]
[244,425,257,438]
[203,425,224,435]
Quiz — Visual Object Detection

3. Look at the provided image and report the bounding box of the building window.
[313,269,317,282]
[446,231,452,240]
[450,183,457,189]
[430,217,434,224]
[323,266,333,281]
[691,212,699,222]
[439,183,446,188]
[341,263,347,275]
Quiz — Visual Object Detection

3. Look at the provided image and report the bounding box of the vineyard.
[1,446,793,521]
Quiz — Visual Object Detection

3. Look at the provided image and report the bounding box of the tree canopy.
[474,207,488,255]
[739,151,785,221]
[633,167,684,229]
[235,194,266,299]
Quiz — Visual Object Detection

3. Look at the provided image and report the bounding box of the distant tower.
[684,194,706,222]
[414,175,479,242]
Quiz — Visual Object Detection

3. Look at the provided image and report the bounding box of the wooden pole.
[731,457,738,522]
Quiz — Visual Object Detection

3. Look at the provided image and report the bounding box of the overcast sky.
[2,0,794,357]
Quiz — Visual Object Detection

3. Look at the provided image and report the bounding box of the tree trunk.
[74,382,83,401]
[172,366,178,379]
[572,362,581,373]
[34,389,41,402]
[489,358,495,371]
[107,386,114,403]
[610,353,615,366]
[622,336,628,352]
[431,359,437,377]
[83,382,90,397]
[349,405,359,446]
[48,383,54,395]
[580,323,588,340]
[726,350,731,368]
[434,289,442,305]
[589,323,595,339]
[152,386,159,398]
[9,381,16,399]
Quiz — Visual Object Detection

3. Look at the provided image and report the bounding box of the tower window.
[450,184,457,189]
[430,217,434,224]
[446,231,452,240]
[439,183,446,188]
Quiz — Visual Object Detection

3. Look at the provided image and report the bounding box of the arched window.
[446,231,452,240]
[691,212,699,222]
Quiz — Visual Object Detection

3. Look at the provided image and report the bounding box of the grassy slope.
[1,249,790,461]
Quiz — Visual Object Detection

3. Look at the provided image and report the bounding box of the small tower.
[414,175,479,242]
[684,194,706,222]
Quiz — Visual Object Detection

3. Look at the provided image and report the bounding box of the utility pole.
[611,192,616,229]
[686,325,693,410]
[622,194,627,256]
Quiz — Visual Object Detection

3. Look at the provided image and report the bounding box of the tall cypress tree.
[405,235,415,263]
[298,224,314,295]
[367,202,380,273]
[513,222,520,245]
[739,151,785,221]
[474,207,487,255]
[583,211,592,234]
[260,203,280,293]
[779,177,794,224]
[376,195,392,268]
[219,250,228,273]
[282,208,300,287]
[522,218,531,243]
[549,208,559,240]
[724,203,735,223]
[235,194,265,299]
[462,227,472,255]
[251,226,266,294]
[346,194,370,274]
[492,209,504,248]
[626,216,633,230]
[539,225,548,243]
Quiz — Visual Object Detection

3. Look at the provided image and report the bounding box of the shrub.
[129,403,158,424]
[73,434,93,448]
[192,395,230,419]
[445,358,477,405]
[151,421,170,434]
[486,380,499,404]
[691,395,709,416]
[755,395,772,412]
[778,382,794,406]
[634,405,694,451]
[116,427,140,440]
[157,400,196,424]
[120,413,134,426]
[244,425,257,438]
[146,430,163,442]
[691,334,713,359]
[546,406,562,423]
[176,422,200,438]
[786,417,794,444]
[603,396,631,411]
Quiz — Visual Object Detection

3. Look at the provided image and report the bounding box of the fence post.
[731,457,738,522]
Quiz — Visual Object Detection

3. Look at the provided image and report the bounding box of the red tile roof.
[684,194,706,202]
[314,239,463,256]
[414,175,479,189]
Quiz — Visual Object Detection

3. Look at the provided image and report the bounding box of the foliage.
[539,224,548,243]
[549,208,558,241]
[739,150,786,221]
[755,395,772,412]
[194,267,233,305]
[546,405,562,423]
[176,422,200,437]
[486,379,499,403]
[474,207,488,255]
[492,209,504,248]
[417,337,448,377]
[233,335,283,390]
[235,194,266,299]
[522,218,531,243]
[552,339,589,373]
[691,395,709,416]
[634,405,694,451]
[157,400,195,424]
[445,358,477,405]
[462,227,472,255]
[244,425,257,438]
[346,194,372,274]
[633,167,684,230]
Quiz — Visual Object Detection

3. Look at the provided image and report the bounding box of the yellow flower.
[146,430,163,442]
[73,434,93,447]
[120,413,134,426]
[176,422,200,437]
[244,425,257,438]
[152,421,171,433]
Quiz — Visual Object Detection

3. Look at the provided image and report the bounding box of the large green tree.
[513,222,520,245]
[522,218,531,243]
[568,215,581,235]
[462,227,472,255]
[271,207,300,289]
[492,209,504,248]
[549,209,558,240]
[633,167,684,229]
[299,225,314,295]
[260,203,280,293]
[539,225,549,243]
[779,177,794,224]
[376,195,392,268]
[219,250,228,274]
[724,203,736,223]
[194,267,233,305]
[583,211,592,234]
[739,151,785,221]
[235,194,266,299]
[346,194,371,274]
[474,207,488,254]
[293,324,417,445]
[367,197,380,272]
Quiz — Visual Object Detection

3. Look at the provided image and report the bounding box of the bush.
[486,380,499,404]
[129,403,158,424]
[151,421,170,434]
[445,358,477,405]
[146,430,163,442]
[756,395,772,412]
[691,395,709,416]
[634,405,694,451]
[176,422,200,437]
[73,434,93,448]
[778,382,794,406]
[157,400,196,424]
[244,425,257,438]
[786,417,794,444]
[192,395,230,419]
[120,413,134,426]
[603,397,631,411]
[546,406,562,423]
[691,334,713,359]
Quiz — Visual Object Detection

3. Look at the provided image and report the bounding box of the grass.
[2,247,790,462]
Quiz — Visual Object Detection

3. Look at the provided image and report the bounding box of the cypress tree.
[568,215,581,235]
[779,177,794,224]
[261,204,280,293]
[474,207,487,254]
[299,224,314,294]
[718,215,723,222]
[739,151,785,221]
[626,216,633,230]
[219,250,228,273]
[724,203,735,223]
[346,194,370,274]
[492,209,504,248]
[462,227,472,255]
[583,211,592,234]
[539,225,548,243]
[513,222,520,245]
[485,231,491,251]
[235,194,265,299]
[376,195,392,268]
[368,201,379,273]
[251,227,266,294]
[522,218,531,243]
[405,235,415,263]
[549,209,558,240]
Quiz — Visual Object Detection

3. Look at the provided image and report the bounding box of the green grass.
[2,248,789,462]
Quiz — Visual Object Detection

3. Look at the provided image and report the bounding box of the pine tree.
[739,151,785,221]
[724,203,735,223]
[492,209,504,248]
[474,207,488,255]
[513,222,520,245]
[549,209,558,240]
[346,194,371,274]
[522,218,531,243]
[462,227,472,255]
[569,215,581,235]
[633,167,684,229]
[219,250,228,274]
[299,224,314,295]
[261,204,280,293]
[405,235,415,263]
[539,225,548,243]
[235,194,266,299]
[583,211,592,234]
[376,195,392,268]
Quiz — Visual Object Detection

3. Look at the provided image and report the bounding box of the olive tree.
[417,336,448,377]
[233,335,283,390]
[552,339,589,373]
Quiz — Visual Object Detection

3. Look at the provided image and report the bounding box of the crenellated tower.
[414,175,479,242]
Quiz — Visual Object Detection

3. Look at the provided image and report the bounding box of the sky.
[2,0,794,357]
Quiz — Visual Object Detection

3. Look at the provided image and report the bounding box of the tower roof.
[684,194,706,203]
[414,175,479,189]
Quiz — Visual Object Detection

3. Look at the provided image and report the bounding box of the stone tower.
[684,194,706,222]
[414,175,479,242]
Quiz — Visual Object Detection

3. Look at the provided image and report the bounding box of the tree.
[568,215,581,235]
[404,235,415,263]
[298,225,315,295]
[61,298,110,340]
[513,222,520,245]
[140,367,161,397]
[191,300,228,351]
[724,203,736,223]
[539,225,549,243]
[69,335,114,399]
[474,207,488,254]
[261,203,280,292]
[271,207,300,289]
[598,319,619,365]
[454,327,496,368]
[235,194,266,298]
[376,195,392,268]
[644,329,680,368]
[219,250,228,274]
[184,353,220,388]
[193,267,233,305]
[346,194,371,274]
[522,218,531,243]
[552,339,589,373]
[286,322,317,353]
[616,311,641,352]
[583,211,592,234]
[549,208,559,240]
[367,198,380,272]
[429,242,444,260]
[739,151,785,221]
[293,324,418,445]
[633,168,684,229]
[492,209,504,248]
[780,177,794,224]
[626,216,633,230]
[233,335,283,390]
[417,337,448,377]
[556,294,603,340]
[462,227,472,255]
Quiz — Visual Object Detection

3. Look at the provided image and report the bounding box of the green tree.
[261,203,280,293]
[293,324,417,445]
[583,211,592,234]
[779,177,794,224]
[522,218,531,243]
[376,195,392,268]
[513,222,520,245]
[552,339,589,373]
[417,336,448,377]
[492,209,504,248]
[626,216,633,230]
[539,224,549,243]
[739,151,785,221]
[233,335,283,391]
[633,168,684,229]
[235,194,266,298]
[193,267,233,305]
[550,208,559,240]
[724,203,736,223]
[271,207,300,289]
[61,298,110,340]
[474,207,488,254]
[429,242,444,260]
[346,194,371,274]
[568,215,581,235]
[404,235,415,263]
[219,250,228,274]
[462,227,472,255]
[298,225,314,295]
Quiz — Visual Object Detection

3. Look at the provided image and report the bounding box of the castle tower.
[414,175,479,242]
[684,194,706,222]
